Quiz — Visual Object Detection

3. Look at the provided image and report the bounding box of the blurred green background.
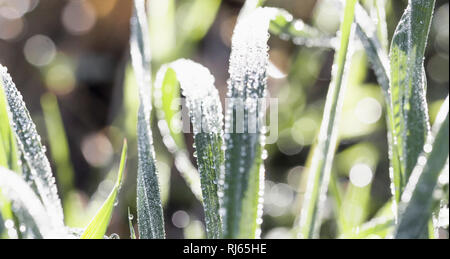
[0,0,448,238]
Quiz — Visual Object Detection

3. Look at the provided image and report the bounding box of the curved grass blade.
[0,167,57,238]
[153,62,203,201]
[80,140,127,239]
[155,59,223,239]
[395,97,449,239]
[130,0,165,239]
[296,0,357,239]
[389,0,435,206]
[0,64,64,230]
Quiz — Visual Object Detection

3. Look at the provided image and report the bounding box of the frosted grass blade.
[395,97,449,239]
[0,64,64,230]
[0,167,57,238]
[153,62,203,201]
[389,0,435,206]
[80,140,127,239]
[223,7,283,239]
[355,4,390,95]
[296,0,357,239]
[155,59,223,238]
[130,0,165,239]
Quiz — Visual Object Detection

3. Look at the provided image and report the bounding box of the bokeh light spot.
[349,163,373,188]
[62,0,96,35]
[354,97,382,125]
[23,34,56,66]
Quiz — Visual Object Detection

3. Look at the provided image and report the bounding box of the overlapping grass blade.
[130,0,165,239]
[296,0,357,239]
[0,64,64,230]
[0,167,57,238]
[155,59,223,239]
[395,97,449,239]
[80,140,127,239]
[389,0,435,206]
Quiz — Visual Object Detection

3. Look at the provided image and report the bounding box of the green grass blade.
[395,97,449,239]
[80,140,127,239]
[40,93,75,198]
[155,59,224,239]
[223,7,281,239]
[296,0,357,239]
[389,0,435,206]
[0,64,64,230]
[130,0,165,239]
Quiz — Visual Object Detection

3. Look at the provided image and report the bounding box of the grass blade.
[389,0,435,206]
[155,59,224,239]
[40,93,75,198]
[0,167,56,238]
[130,0,165,239]
[395,97,449,239]
[80,140,127,239]
[0,64,64,230]
[296,0,357,239]
[153,60,203,201]
[223,7,281,239]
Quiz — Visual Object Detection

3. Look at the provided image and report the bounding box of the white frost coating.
[155,59,223,135]
[0,167,68,238]
[228,7,276,101]
[0,64,65,231]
